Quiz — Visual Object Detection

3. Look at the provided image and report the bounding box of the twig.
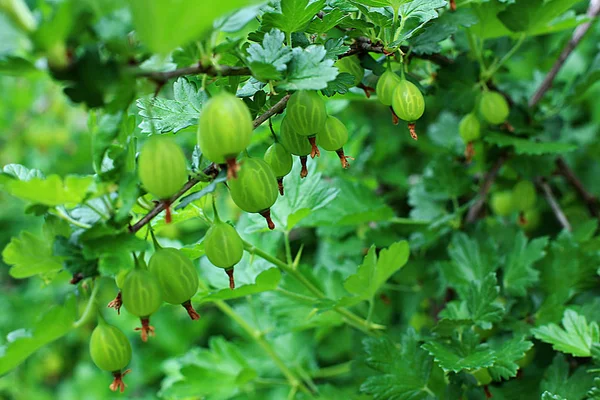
[529,0,600,107]
[128,95,292,233]
[536,178,572,231]
[339,37,453,66]
[555,157,599,218]
[137,63,251,83]
[465,153,510,223]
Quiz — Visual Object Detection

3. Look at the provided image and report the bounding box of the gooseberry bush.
[1,0,600,399]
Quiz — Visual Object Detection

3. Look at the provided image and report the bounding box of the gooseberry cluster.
[490,180,539,230]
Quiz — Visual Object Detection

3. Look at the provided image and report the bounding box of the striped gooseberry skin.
[89,323,132,372]
[459,113,481,143]
[392,80,425,122]
[512,180,537,211]
[264,143,293,178]
[316,116,348,151]
[197,92,253,164]
[121,269,162,317]
[479,91,509,125]
[376,70,402,106]
[148,248,198,305]
[228,158,278,213]
[280,116,311,156]
[138,136,187,199]
[335,56,364,87]
[286,91,328,137]
[204,221,244,269]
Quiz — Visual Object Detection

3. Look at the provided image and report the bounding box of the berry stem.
[390,106,400,125]
[182,300,200,320]
[135,317,155,342]
[407,122,418,140]
[226,157,239,180]
[299,156,308,178]
[277,177,285,196]
[450,0,456,11]
[259,209,276,230]
[357,83,376,98]
[335,148,353,169]
[225,268,235,290]
[164,202,172,224]
[465,142,475,163]
[308,137,320,158]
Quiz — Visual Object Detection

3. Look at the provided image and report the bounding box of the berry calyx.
[204,220,244,289]
[148,248,200,320]
[121,265,162,342]
[391,80,425,140]
[197,91,253,179]
[376,70,402,107]
[264,142,293,195]
[228,157,279,229]
[138,135,188,223]
[480,91,509,125]
[316,116,351,168]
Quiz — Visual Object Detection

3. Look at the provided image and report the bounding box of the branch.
[340,37,453,66]
[128,95,292,233]
[529,0,600,107]
[536,177,572,232]
[465,152,510,223]
[137,63,251,83]
[555,157,599,219]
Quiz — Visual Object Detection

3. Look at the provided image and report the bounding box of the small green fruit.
[138,136,187,200]
[391,80,425,140]
[335,56,364,87]
[121,268,162,341]
[280,116,312,178]
[459,113,481,143]
[149,248,200,320]
[286,91,328,137]
[376,70,402,106]
[204,221,244,289]
[197,92,253,165]
[228,158,279,230]
[264,142,293,195]
[490,190,514,217]
[89,321,132,392]
[512,181,537,211]
[316,116,351,168]
[480,91,509,125]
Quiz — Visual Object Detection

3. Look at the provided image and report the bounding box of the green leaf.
[0,299,75,375]
[484,132,577,155]
[361,330,435,400]
[307,8,350,34]
[422,331,497,373]
[159,336,258,398]
[277,45,338,90]
[5,175,95,206]
[2,230,64,279]
[320,72,356,97]
[262,0,326,35]
[464,273,504,329]
[343,241,410,303]
[137,78,208,134]
[323,38,351,60]
[532,310,600,357]
[497,0,582,34]
[410,9,477,55]
[487,336,533,381]
[247,29,293,82]
[540,354,596,400]
[196,268,281,304]
[502,232,548,296]
[128,0,255,54]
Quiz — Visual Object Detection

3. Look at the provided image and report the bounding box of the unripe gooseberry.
[280,116,312,178]
[89,320,132,392]
[376,70,402,106]
[490,190,514,217]
[391,80,425,140]
[512,180,537,212]
[264,142,293,195]
[335,56,364,87]
[197,91,253,179]
[518,208,540,232]
[228,157,279,230]
[138,135,188,223]
[459,113,481,143]
[121,268,162,342]
[285,91,328,158]
[204,221,244,289]
[479,91,509,125]
[148,248,200,320]
[316,116,351,169]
